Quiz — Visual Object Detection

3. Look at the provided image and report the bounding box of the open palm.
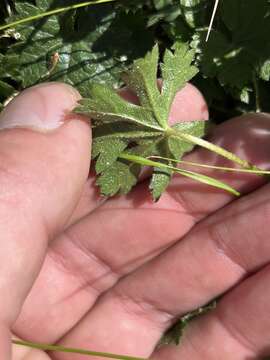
[1,82,270,360]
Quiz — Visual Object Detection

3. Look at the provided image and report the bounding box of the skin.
[0,82,270,360]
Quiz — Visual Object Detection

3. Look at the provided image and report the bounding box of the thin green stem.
[120,153,240,196]
[150,156,270,175]
[170,128,259,171]
[0,0,117,31]
[12,339,147,360]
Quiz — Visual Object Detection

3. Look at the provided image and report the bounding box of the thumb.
[0,82,91,358]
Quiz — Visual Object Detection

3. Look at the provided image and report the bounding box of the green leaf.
[1,1,154,97]
[169,121,205,158]
[93,138,127,174]
[179,0,211,29]
[160,300,217,346]
[149,139,173,201]
[76,42,206,198]
[78,42,255,199]
[260,59,270,81]
[191,0,270,90]
[150,168,172,201]
[122,44,163,126]
[149,121,205,200]
[0,79,14,99]
[148,0,180,27]
[76,84,160,129]
[96,161,139,197]
[160,42,198,125]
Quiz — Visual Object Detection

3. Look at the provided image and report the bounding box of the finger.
[64,172,106,228]
[168,83,208,123]
[152,262,270,360]
[13,83,209,343]
[0,82,91,358]
[52,114,270,359]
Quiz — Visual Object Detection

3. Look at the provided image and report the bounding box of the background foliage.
[1,0,270,119]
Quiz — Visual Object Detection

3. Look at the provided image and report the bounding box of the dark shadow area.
[189,0,270,119]
[92,10,154,61]
[17,0,79,51]
[179,0,214,29]
[11,1,155,95]
[247,354,270,360]
[197,0,270,92]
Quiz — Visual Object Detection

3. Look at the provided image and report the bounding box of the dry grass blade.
[206,0,220,41]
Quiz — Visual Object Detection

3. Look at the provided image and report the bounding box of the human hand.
[1,82,270,360]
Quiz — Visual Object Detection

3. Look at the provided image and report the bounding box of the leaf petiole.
[170,128,260,171]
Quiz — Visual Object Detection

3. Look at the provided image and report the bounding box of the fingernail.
[0,82,81,132]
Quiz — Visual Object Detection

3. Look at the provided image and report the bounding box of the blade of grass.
[150,156,270,175]
[206,0,219,41]
[0,0,117,31]
[120,153,240,196]
[12,339,148,360]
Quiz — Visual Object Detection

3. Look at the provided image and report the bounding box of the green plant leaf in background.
[192,0,270,90]
[194,0,270,113]
[1,0,155,97]
[2,0,270,117]
[158,0,270,117]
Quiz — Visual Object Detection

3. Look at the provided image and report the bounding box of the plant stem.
[0,0,117,31]
[12,339,147,360]
[170,128,260,171]
[150,156,270,175]
[120,153,240,196]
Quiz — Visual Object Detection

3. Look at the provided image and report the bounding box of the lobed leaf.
[160,42,198,122]
[76,42,255,199]
[76,42,206,198]
[76,84,161,129]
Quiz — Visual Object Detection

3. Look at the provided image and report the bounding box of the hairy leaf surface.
[76,43,206,199]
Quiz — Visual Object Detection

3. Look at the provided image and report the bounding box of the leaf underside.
[76,42,206,200]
